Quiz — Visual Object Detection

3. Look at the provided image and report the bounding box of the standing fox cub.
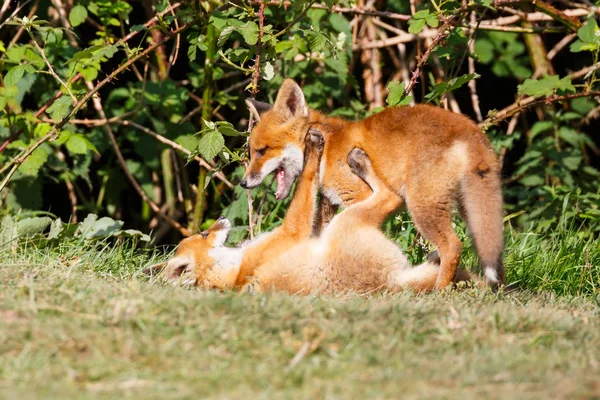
[160,132,473,293]
[240,79,504,289]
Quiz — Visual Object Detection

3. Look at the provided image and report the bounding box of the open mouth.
[275,167,294,200]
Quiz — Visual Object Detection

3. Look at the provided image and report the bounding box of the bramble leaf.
[4,65,25,86]
[197,130,224,161]
[46,96,72,121]
[69,5,88,27]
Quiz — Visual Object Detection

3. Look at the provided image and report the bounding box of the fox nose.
[217,215,226,221]
[239,178,248,189]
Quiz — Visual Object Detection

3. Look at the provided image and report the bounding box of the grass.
[0,230,599,399]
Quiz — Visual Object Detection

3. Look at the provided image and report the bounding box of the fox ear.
[273,79,308,120]
[245,98,273,123]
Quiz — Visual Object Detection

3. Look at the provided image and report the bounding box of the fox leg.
[312,196,338,237]
[335,148,403,226]
[406,185,462,290]
[234,131,324,286]
[279,129,325,237]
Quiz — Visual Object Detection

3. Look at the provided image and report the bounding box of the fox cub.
[159,132,473,294]
[239,79,504,289]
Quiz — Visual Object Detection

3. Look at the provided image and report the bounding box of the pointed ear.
[143,262,167,276]
[273,79,308,120]
[245,98,273,123]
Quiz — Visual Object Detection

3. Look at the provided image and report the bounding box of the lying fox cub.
[160,132,473,294]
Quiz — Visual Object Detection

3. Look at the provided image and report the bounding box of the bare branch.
[84,81,191,237]
[481,91,600,128]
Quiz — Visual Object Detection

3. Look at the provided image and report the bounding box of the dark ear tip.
[246,98,273,115]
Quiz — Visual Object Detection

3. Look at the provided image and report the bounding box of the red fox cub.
[161,133,473,294]
[240,79,504,289]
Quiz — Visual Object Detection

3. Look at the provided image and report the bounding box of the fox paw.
[347,147,370,180]
[304,129,324,167]
[306,128,324,153]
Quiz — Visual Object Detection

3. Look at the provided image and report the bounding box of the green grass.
[1,231,599,399]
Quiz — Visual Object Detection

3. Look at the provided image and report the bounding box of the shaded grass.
[1,234,599,399]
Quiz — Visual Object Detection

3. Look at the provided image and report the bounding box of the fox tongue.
[275,169,285,200]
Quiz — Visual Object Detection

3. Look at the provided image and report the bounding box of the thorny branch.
[244,2,266,240]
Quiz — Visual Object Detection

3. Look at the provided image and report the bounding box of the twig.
[165,0,181,77]
[0,0,11,21]
[142,0,169,80]
[468,13,482,121]
[480,91,600,127]
[254,1,411,21]
[244,2,266,240]
[117,120,233,189]
[548,32,577,60]
[120,2,182,44]
[273,0,317,38]
[56,149,78,223]
[85,80,191,237]
[2,3,168,154]
[0,22,192,193]
[404,5,469,98]
[0,0,31,30]
[27,29,78,105]
[49,0,78,47]
[0,73,84,154]
[6,0,38,49]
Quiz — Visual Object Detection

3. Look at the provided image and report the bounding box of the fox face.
[240,80,311,200]
[163,217,240,289]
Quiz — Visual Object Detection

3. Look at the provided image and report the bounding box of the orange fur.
[242,79,505,288]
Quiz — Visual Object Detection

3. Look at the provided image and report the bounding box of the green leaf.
[570,39,598,53]
[241,21,259,45]
[425,13,439,28]
[306,30,327,51]
[69,5,88,27]
[413,10,430,19]
[577,19,598,43]
[425,73,479,103]
[92,44,118,61]
[529,121,553,142]
[48,218,64,240]
[0,215,17,246]
[386,81,410,106]
[197,130,224,161]
[79,215,124,239]
[175,134,200,151]
[4,65,25,86]
[519,175,545,187]
[558,126,581,147]
[66,134,98,155]
[518,75,575,98]
[563,155,582,170]
[475,39,494,63]
[408,19,426,34]
[17,217,52,237]
[20,147,49,177]
[46,96,72,121]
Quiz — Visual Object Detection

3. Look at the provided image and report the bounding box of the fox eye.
[201,231,209,239]
[255,146,268,156]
